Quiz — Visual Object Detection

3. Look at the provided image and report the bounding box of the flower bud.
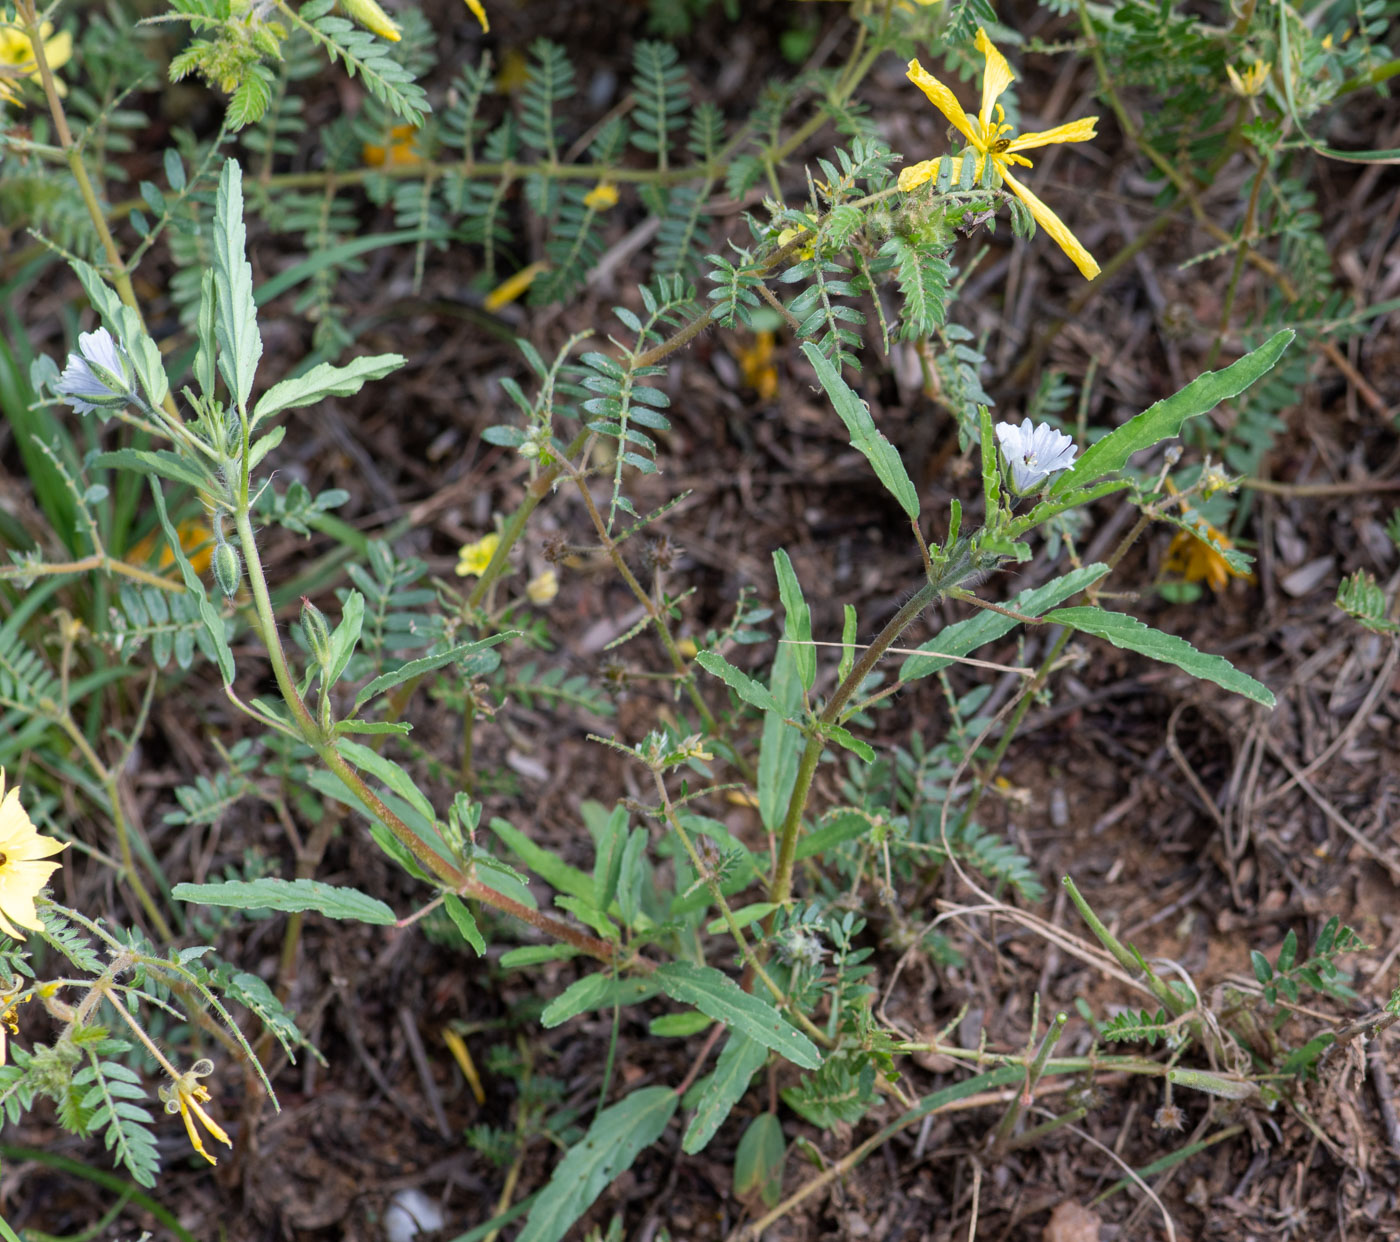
[300,597,334,669]
[212,538,242,598]
[340,0,401,40]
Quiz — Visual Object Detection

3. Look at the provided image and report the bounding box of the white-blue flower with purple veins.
[55,328,138,415]
[994,417,1079,495]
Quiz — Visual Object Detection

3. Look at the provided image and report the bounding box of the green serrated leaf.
[1047,331,1293,499]
[517,1087,678,1242]
[252,354,406,427]
[653,962,820,1069]
[696,651,781,713]
[540,973,660,1027]
[172,877,396,924]
[773,549,815,693]
[1044,606,1274,707]
[683,1032,768,1154]
[801,342,919,520]
[442,894,485,954]
[213,160,263,409]
[489,816,594,902]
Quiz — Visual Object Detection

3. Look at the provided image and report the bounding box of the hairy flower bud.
[300,597,334,669]
[212,538,242,598]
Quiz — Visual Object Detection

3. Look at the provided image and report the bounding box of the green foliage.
[1336,570,1398,635]
[1251,918,1365,1006]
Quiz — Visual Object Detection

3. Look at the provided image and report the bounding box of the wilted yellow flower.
[159,1059,231,1166]
[362,123,422,167]
[1164,522,1251,593]
[738,331,779,401]
[126,518,215,577]
[0,772,65,941]
[456,532,501,577]
[899,29,1100,280]
[0,20,72,105]
[1226,59,1271,97]
[484,261,548,311]
[464,0,489,31]
[340,0,400,42]
[583,181,619,211]
[526,569,558,605]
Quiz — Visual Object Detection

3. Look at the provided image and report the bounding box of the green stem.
[988,1010,1067,1155]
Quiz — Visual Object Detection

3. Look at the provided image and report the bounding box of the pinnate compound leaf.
[172,877,396,924]
[801,342,919,520]
[1047,331,1293,498]
[253,354,406,426]
[683,1033,768,1154]
[518,1087,678,1242]
[1045,606,1274,707]
[654,962,821,1069]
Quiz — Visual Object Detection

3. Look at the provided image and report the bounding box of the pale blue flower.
[995,417,1078,494]
[55,328,137,415]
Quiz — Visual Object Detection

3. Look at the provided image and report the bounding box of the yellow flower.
[0,772,65,941]
[775,222,816,261]
[583,181,619,211]
[159,1059,231,1166]
[0,980,28,1066]
[362,123,422,167]
[526,569,558,605]
[1226,59,1271,98]
[495,46,529,94]
[340,0,401,42]
[484,261,548,311]
[464,0,489,32]
[1164,522,1251,593]
[0,21,72,106]
[456,532,501,577]
[125,518,215,577]
[738,331,779,401]
[898,29,1101,280]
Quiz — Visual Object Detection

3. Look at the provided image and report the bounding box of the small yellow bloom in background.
[456,532,501,577]
[738,331,779,401]
[1226,59,1271,98]
[362,123,422,168]
[340,0,401,42]
[677,637,698,660]
[1164,518,1253,593]
[899,28,1101,280]
[0,21,72,106]
[483,261,548,311]
[159,1059,231,1166]
[495,46,529,94]
[0,771,66,941]
[126,518,215,577]
[583,181,619,211]
[526,569,558,605]
[464,0,489,32]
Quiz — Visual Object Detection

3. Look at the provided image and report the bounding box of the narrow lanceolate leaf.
[171,878,396,924]
[252,354,406,426]
[1045,606,1275,707]
[540,973,661,1027]
[696,651,781,714]
[654,962,821,1069]
[899,564,1111,683]
[773,549,815,693]
[758,641,804,836]
[518,1087,678,1242]
[213,160,263,409]
[801,342,920,520]
[353,635,510,710]
[1047,331,1293,498]
[683,1033,769,1154]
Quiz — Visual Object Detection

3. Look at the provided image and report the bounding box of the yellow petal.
[1000,168,1100,280]
[464,0,489,31]
[583,181,618,211]
[483,261,548,311]
[974,28,1015,135]
[897,155,968,191]
[905,59,977,148]
[340,0,401,42]
[43,28,72,73]
[1004,116,1098,153]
